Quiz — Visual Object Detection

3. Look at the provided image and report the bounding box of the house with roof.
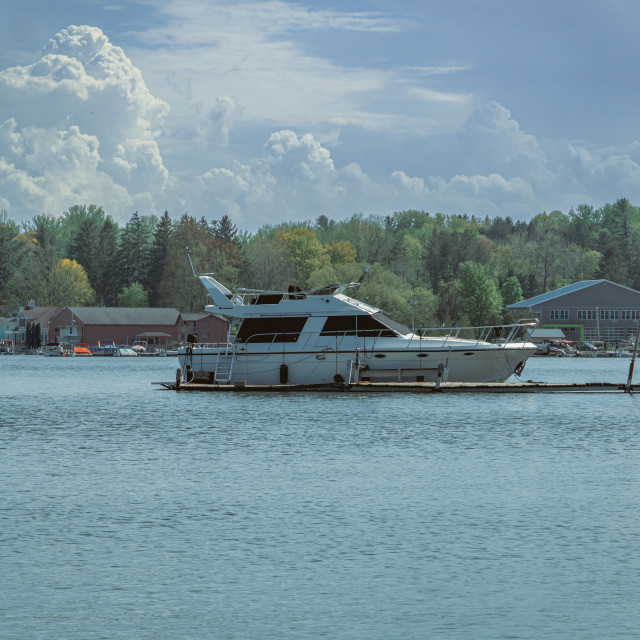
[0,316,15,342]
[5,302,63,346]
[507,280,640,346]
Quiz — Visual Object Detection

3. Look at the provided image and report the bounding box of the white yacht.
[177,273,538,386]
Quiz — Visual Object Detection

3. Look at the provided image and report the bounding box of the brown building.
[49,306,229,347]
[179,312,229,343]
[50,307,182,347]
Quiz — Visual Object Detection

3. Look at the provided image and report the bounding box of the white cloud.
[201,96,242,147]
[0,25,169,220]
[126,0,471,138]
[2,15,640,230]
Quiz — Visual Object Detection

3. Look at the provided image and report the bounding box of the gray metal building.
[507,279,640,346]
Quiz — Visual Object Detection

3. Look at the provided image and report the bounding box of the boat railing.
[409,318,539,348]
[184,318,538,351]
[185,341,229,349]
[241,331,303,345]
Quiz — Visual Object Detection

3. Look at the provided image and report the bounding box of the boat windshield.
[372,313,411,336]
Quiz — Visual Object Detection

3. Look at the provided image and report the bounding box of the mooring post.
[435,363,445,390]
[625,325,640,392]
[176,367,182,390]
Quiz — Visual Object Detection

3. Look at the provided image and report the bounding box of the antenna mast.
[186,247,197,277]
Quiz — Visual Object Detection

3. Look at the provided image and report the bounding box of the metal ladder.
[214,325,235,383]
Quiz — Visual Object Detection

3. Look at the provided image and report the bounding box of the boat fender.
[514,361,526,376]
[280,363,288,384]
[334,373,344,384]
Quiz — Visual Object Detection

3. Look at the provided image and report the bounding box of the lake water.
[2,355,640,639]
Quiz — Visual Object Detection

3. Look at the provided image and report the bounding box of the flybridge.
[198,274,378,318]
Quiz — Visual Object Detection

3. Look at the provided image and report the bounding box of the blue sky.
[1,0,640,230]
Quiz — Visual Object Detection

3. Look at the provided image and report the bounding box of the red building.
[49,307,229,348]
[179,312,229,343]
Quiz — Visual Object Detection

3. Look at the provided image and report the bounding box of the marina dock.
[156,380,635,393]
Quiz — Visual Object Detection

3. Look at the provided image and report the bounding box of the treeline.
[0,198,638,328]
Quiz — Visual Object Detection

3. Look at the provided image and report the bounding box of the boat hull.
[178,343,536,385]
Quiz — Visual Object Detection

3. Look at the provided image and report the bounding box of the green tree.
[157,214,210,310]
[119,212,153,290]
[147,211,173,306]
[19,214,64,305]
[458,261,503,327]
[500,275,523,306]
[244,235,291,290]
[117,282,149,307]
[96,216,121,305]
[567,204,602,249]
[0,213,24,304]
[66,205,106,292]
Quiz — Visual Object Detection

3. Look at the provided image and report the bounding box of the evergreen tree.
[118,212,153,291]
[147,211,173,306]
[0,213,24,304]
[68,207,105,293]
[96,216,121,305]
[212,214,240,246]
[157,214,210,310]
[21,214,64,305]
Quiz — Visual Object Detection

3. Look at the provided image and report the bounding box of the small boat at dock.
[73,343,92,356]
[42,343,65,357]
[94,339,118,356]
[0,340,14,355]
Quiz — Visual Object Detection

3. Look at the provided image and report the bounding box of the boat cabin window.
[236,317,307,343]
[254,294,284,305]
[372,313,411,336]
[320,315,396,337]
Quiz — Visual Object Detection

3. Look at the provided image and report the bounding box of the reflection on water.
[1,356,640,639]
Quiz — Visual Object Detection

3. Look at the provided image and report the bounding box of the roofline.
[507,279,640,309]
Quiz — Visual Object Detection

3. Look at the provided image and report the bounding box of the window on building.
[204,321,209,327]
[600,310,610,320]
[550,309,569,320]
[583,328,600,341]
[602,328,625,344]
[578,310,597,320]
[621,310,640,320]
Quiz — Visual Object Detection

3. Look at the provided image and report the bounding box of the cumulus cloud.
[0,25,169,220]
[201,96,242,147]
[2,19,640,230]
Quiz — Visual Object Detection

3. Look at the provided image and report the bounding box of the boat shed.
[50,307,182,346]
[507,279,640,346]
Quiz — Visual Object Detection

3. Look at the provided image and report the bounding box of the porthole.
[463,352,475,356]
[417,353,429,358]
[374,353,387,359]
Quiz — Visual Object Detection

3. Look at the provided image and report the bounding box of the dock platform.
[155,380,636,393]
